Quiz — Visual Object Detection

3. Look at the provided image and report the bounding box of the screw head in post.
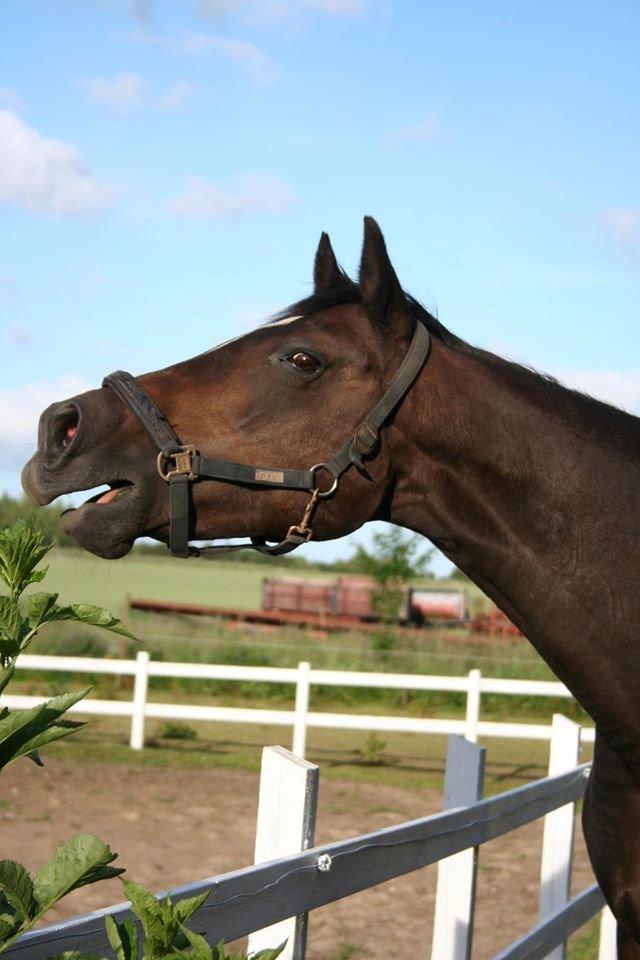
[316,853,332,873]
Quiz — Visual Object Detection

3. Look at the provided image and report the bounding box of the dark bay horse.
[22,217,640,955]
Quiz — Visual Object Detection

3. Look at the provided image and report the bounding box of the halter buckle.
[157,444,198,481]
[285,523,314,545]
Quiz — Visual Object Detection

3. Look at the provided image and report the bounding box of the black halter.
[102,321,430,559]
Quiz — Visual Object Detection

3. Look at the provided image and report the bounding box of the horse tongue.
[97,488,120,505]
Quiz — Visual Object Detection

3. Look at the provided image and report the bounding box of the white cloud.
[0,109,110,217]
[6,326,31,346]
[0,86,23,112]
[85,72,148,111]
[390,112,444,145]
[197,0,368,21]
[159,80,193,110]
[303,0,366,13]
[84,72,193,112]
[600,207,640,266]
[130,29,280,84]
[0,375,91,469]
[172,172,297,219]
[131,0,151,24]
[180,31,279,83]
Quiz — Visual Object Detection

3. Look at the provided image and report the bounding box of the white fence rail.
[7,652,596,754]
[5,722,614,960]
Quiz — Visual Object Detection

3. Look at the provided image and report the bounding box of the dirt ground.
[3,755,596,960]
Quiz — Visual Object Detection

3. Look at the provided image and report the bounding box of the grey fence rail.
[6,739,605,960]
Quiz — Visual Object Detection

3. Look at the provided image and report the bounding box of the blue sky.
[1,0,638,570]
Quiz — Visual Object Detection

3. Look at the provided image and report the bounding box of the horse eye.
[287,352,320,374]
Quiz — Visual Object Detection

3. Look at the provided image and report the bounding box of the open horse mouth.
[21,391,163,559]
[57,479,155,559]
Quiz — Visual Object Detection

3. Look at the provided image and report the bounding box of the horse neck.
[389,333,640,763]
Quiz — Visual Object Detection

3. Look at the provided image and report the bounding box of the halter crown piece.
[103,320,430,559]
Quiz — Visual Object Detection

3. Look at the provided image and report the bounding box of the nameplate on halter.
[255,469,285,484]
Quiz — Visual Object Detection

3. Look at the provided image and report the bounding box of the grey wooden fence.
[6,729,611,960]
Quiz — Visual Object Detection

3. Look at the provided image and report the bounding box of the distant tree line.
[0,494,75,547]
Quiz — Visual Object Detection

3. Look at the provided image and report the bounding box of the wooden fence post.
[430,734,486,960]
[598,906,616,960]
[129,650,149,750]
[538,714,581,960]
[247,746,319,960]
[292,661,311,757]
[465,669,481,743]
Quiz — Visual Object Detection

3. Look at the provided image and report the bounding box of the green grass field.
[35,549,491,618]
[35,549,278,616]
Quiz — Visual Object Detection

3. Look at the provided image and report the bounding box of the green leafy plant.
[0,523,285,960]
[46,878,285,959]
[98,881,284,960]
[0,522,132,954]
[359,731,387,766]
[0,522,133,769]
[158,721,198,741]
[0,836,123,952]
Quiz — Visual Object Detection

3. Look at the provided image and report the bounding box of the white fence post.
[598,907,617,960]
[129,650,150,750]
[538,714,581,960]
[431,735,486,960]
[247,746,319,960]
[292,661,311,758]
[465,669,481,743]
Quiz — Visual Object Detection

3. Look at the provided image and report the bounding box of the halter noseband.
[102,320,430,559]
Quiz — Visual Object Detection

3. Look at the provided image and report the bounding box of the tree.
[350,525,433,582]
[350,526,433,657]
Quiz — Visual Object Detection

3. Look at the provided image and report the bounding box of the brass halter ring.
[310,462,339,499]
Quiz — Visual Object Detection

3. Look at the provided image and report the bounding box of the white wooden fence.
[6,720,616,960]
[7,653,596,755]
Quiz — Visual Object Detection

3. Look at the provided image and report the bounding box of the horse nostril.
[62,422,77,449]
[47,405,81,457]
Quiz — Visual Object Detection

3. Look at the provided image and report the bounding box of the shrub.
[159,720,198,741]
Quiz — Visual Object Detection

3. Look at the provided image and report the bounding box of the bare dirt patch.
[4,757,595,960]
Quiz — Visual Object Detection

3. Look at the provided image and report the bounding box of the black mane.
[271,284,461,349]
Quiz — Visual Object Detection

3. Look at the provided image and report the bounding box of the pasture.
[11,549,600,958]
[35,549,490,618]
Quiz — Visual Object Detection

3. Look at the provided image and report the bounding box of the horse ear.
[314,232,350,292]
[359,216,410,328]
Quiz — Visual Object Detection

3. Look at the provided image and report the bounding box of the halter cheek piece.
[102,321,430,559]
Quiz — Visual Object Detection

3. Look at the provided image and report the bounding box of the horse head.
[22,217,435,559]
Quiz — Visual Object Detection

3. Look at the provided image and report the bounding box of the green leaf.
[0,911,19,941]
[26,591,60,630]
[123,879,163,931]
[105,914,138,960]
[0,522,51,600]
[0,663,15,696]
[15,718,86,765]
[250,943,287,960]
[175,925,213,959]
[0,688,90,772]
[0,597,22,641]
[0,861,35,922]
[33,835,123,913]
[0,597,24,664]
[123,880,170,958]
[66,604,135,640]
[174,891,210,926]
